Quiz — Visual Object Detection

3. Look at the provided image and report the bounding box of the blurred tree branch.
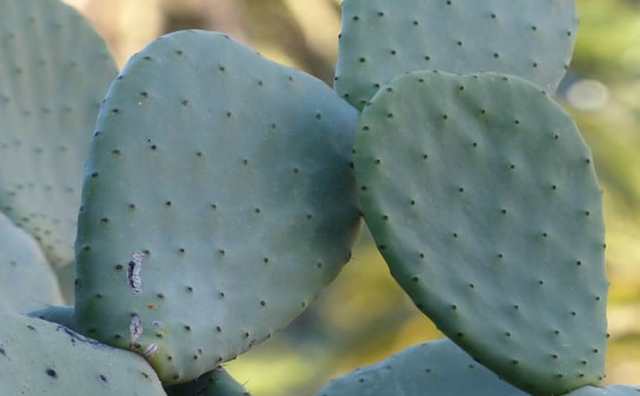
[158,0,335,83]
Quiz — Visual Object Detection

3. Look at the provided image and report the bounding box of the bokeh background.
[59,1,640,394]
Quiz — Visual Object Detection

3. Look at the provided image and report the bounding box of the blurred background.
[59,1,640,394]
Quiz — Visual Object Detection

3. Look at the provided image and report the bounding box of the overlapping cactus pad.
[316,339,525,396]
[0,212,62,312]
[166,368,250,396]
[29,305,76,330]
[354,71,607,394]
[337,0,577,110]
[0,0,117,267]
[75,30,360,384]
[0,312,166,396]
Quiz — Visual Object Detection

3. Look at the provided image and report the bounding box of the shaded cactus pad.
[0,0,117,267]
[567,386,640,396]
[29,305,76,331]
[0,312,166,396]
[75,30,360,384]
[166,368,250,396]
[0,212,62,312]
[316,339,526,396]
[354,71,607,395]
[336,0,577,110]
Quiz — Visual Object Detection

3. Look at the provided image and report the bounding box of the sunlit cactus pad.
[354,71,607,394]
[166,368,250,396]
[0,312,167,396]
[0,212,62,312]
[337,0,577,110]
[75,30,360,384]
[0,0,117,267]
[316,340,526,396]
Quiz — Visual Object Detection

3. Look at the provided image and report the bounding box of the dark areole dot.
[46,368,57,378]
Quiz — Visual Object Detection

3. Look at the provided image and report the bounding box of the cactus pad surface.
[354,71,607,394]
[0,312,166,395]
[29,305,76,330]
[0,212,63,312]
[0,0,117,266]
[75,30,360,384]
[337,0,577,110]
[567,386,640,396]
[316,339,525,396]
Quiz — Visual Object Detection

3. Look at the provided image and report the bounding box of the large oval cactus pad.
[337,0,577,110]
[355,71,607,394]
[166,368,250,396]
[76,30,360,384]
[0,0,117,266]
[316,340,526,396]
[0,212,63,312]
[0,312,166,396]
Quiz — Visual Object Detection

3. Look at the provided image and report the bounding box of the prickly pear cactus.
[336,0,577,110]
[0,0,117,267]
[354,71,607,395]
[567,385,640,396]
[166,368,250,396]
[0,312,167,395]
[75,30,360,384]
[29,305,76,330]
[0,212,63,312]
[316,339,526,396]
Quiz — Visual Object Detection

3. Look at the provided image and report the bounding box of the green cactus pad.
[567,386,640,396]
[354,71,607,395]
[316,339,526,396]
[166,368,250,396]
[0,212,63,312]
[0,312,167,396]
[75,30,360,384]
[337,0,577,110]
[0,0,117,267]
[29,305,76,330]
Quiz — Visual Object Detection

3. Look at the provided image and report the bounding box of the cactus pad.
[29,305,76,330]
[75,30,360,384]
[0,0,117,266]
[567,386,640,396]
[166,368,250,396]
[0,212,63,312]
[354,71,607,394]
[316,340,525,396]
[337,0,577,110]
[0,312,167,395]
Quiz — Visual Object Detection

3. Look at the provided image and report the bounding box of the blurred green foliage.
[63,0,640,394]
